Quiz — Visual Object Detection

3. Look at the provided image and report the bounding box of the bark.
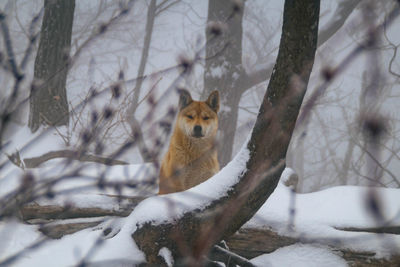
[132,0,320,265]
[226,228,296,259]
[29,0,75,132]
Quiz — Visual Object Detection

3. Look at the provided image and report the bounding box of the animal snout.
[193,125,203,137]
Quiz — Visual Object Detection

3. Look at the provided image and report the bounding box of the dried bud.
[155,138,162,147]
[363,115,385,140]
[126,182,137,189]
[132,130,140,141]
[118,70,124,80]
[119,8,129,16]
[147,94,155,106]
[91,111,98,124]
[90,87,98,98]
[103,107,113,119]
[168,107,176,117]
[82,130,91,143]
[97,178,105,190]
[62,49,70,62]
[177,55,193,74]
[159,121,171,133]
[321,67,335,81]
[95,143,104,154]
[2,112,10,124]
[46,190,55,199]
[99,23,108,34]
[111,84,121,99]
[207,21,226,36]
[20,173,35,192]
[232,0,243,13]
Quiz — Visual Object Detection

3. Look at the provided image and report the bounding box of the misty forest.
[0,0,400,266]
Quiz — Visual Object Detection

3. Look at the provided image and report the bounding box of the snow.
[0,217,144,267]
[131,145,249,226]
[246,180,400,257]
[209,66,224,78]
[0,220,42,262]
[250,244,347,267]
[159,247,174,267]
[248,182,400,229]
[1,161,399,266]
[2,124,66,159]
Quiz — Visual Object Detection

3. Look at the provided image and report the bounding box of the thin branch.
[209,245,255,267]
[22,149,128,168]
[155,0,180,16]
[0,12,22,80]
[297,2,400,127]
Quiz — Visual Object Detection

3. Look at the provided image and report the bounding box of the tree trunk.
[132,0,320,264]
[203,0,245,167]
[29,0,75,133]
[126,0,156,162]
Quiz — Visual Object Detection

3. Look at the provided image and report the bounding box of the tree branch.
[22,149,128,168]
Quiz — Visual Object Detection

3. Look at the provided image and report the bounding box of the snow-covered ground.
[1,148,399,266]
[0,127,399,266]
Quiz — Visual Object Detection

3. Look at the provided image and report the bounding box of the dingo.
[158,89,220,194]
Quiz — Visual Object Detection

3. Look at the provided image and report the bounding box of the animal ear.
[206,90,219,113]
[178,88,193,110]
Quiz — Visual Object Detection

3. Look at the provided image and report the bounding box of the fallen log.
[20,196,145,220]
[225,228,400,267]
[20,203,400,266]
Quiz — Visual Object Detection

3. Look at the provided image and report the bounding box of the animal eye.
[187,115,194,119]
[203,116,210,120]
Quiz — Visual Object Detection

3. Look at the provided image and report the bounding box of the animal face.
[177,90,219,139]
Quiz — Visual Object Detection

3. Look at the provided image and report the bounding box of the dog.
[158,89,220,194]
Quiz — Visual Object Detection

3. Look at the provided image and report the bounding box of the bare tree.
[125,0,180,162]
[28,0,75,132]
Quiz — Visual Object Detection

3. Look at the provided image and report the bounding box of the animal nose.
[194,125,202,135]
